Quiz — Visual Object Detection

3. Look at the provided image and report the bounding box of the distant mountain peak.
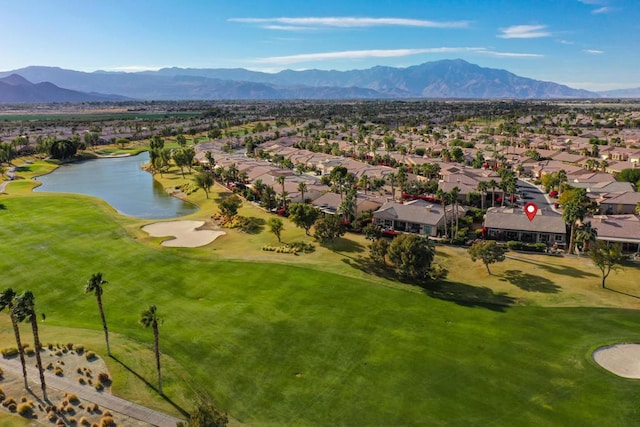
[0,74,32,86]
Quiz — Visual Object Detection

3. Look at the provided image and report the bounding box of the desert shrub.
[56,419,65,426]
[47,411,58,422]
[67,343,74,350]
[99,416,116,427]
[55,350,63,356]
[54,366,64,376]
[18,402,34,417]
[47,343,54,350]
[7,402,17,412]
[75,345,84,354]
[79,417,90,425]
[95,382,104,391]
[85,351,96,361]
[0,367,3,377]
[97,372,110,384]
[78,377,86,385]
[0,388,4,401]
[102,410,112,417]
[506,240,523,250]
[20,396,27,402]
[77,367,83,374]
[69,417,77,424]
[47,362,54,370]
[3,396,16,407]
[1,347,19,358]
[68,393,80,404]
[289,241,315,253]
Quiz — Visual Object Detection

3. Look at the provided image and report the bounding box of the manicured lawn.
[1,192,640,425]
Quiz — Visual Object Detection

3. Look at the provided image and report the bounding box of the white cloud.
[559,40,574,45]
[583,49,604,54]
[498,25,550,39]
[592,6,611,13]
[229,16,470,29]
[480,50,544,58]
[261,25,318,31]
[253,47,542,65]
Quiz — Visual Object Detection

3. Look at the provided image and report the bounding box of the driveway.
[516,179,560,216]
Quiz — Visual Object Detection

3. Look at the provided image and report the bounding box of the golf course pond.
[34,151,198,218]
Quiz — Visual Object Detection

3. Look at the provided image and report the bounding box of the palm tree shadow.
[109,355,189,417]
[499,270,561,293]
[507,255,598,278]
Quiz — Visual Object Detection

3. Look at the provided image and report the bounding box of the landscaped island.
[0,100,639,426]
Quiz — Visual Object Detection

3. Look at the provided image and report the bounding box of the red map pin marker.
[524,202,538,222]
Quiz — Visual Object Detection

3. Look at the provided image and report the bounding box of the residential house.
[586,214,640,252]
[483,206,566,247]
[373,199,465,237]
[599,192,640,214]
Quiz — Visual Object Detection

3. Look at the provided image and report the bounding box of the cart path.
[0,356,184,427]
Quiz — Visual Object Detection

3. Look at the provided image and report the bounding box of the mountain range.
[0,59,635,102]
[0,74,128,103]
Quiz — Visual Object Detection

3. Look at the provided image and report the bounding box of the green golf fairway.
[1,194,639,426]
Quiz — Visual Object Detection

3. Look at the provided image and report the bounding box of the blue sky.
[1,0,638,90]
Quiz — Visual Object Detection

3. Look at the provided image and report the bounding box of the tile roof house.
[483,206,566,247]
[599,192,640,214]
[373,199,465,237]
[586,214,640,252]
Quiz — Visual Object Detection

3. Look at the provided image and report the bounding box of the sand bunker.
[142,220,225,247]
[593,343,640,379]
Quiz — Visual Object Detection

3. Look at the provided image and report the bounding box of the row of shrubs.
[262,245,300,254]
[506,241,548,252]
[262,241,315,255]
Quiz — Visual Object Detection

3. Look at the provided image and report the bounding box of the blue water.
[34,152,198,219]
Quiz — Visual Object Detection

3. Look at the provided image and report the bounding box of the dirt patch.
[0,344,148,425]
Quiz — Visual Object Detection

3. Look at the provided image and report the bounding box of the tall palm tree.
[297,181,307,203]
[276,175,286,208]
[0,288,28,389]
[14,291,47,400]
[488,179,498,208]
[562,202,585,254]
[387,172,397,201]
[84,273,111,356]
[575,221,598,253]
[477,181,489,210]
[556,169,568,196]
[140,305,163,395]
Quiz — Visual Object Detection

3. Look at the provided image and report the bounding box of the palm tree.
[140,305,163,395]
[562,202,585,254]
[84,273,111,356]
[14,291,47,401]
[276,175,286,208]
[477,181,489,210]
[0,288,28,389]
[488,179,498,208]
[575,221,598,253]
[387,172,397,201]
[358,174,369,195]
[297,181,307,203]
[449,187,460,241]
[556,169,568,196]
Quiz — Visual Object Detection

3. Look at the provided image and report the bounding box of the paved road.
[0,357,184,427]
[516,179,561,216]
